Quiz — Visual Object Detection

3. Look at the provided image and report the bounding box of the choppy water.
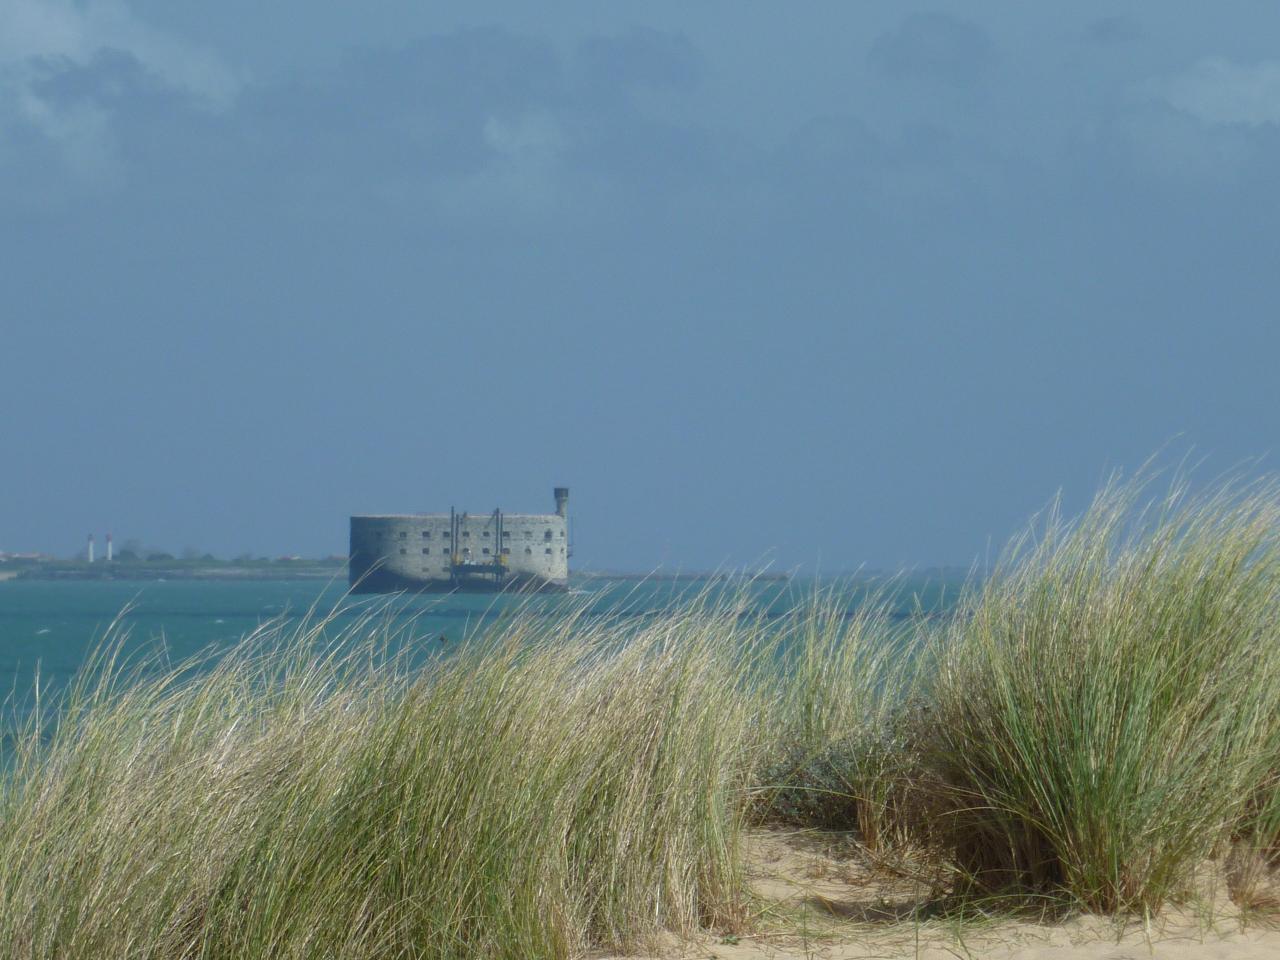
[0,575,963,703]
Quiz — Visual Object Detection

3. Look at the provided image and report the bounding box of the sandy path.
[600,829,1280,960]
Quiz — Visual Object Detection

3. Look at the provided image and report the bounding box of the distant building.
[349,487,570,593]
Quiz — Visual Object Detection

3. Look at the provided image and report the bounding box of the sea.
[0,575,963,708]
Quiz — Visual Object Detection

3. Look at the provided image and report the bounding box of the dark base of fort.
[349,569,569,595]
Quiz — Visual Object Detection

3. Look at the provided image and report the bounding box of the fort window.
[482,530,490,537]
[544,530,552,541]
[482,547,490,556]
[399,548,407,555]
[463,548,471,557]
[422,548,429,555]
[545,548,552,555]
[422,531,431,539]
[502,548,511,555]
[463,531,470,539]
[525,547,532,555]
[399,532,407,539]
[524,531,532,539]
[502,531,510,538]
[559,530,565,538]
[443,531,451,539]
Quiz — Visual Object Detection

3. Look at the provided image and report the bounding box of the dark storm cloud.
[868,12,995,86]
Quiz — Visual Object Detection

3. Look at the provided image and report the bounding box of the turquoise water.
[0,575,962,703]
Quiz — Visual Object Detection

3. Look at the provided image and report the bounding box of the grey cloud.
[0,0,241,202]
[14,15,1276,233]
[1087,97,1280,190]
[0,0,241,108]
[216,26,568,210]
[771,113,1000,228]
[563,108,715,196]
[29,49,173,109]
[1083,17,1143,45]
[239,26,717,212]
[774,115,881,195]
[0,46,239,206]
[0,23,737,216]
[331,28,561,118]
[868,12,994,86]
[1145,58,1280,127]
[563,29,712,195]
[573,27,703,99]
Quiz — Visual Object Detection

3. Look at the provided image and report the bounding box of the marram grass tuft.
[920,476,1280,912]
[0,593,770,960]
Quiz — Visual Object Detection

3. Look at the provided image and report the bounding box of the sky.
[2,1,1278,570]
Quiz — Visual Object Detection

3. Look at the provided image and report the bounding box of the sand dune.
[602,830,1280,960]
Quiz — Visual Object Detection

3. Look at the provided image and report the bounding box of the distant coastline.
[4,564,792,584]
[1,558,347,583]
[2,560,968,585]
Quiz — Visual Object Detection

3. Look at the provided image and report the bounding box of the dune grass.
[753,582,925,853]
[921,477,1280,912]
[4,475,1280,958]
[0,594,777,959]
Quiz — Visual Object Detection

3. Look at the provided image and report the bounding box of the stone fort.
[349,488,570,592]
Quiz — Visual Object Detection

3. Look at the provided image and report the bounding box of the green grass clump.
[754,585,924,853]
[0,597,767,959]
[921,477,1280,912]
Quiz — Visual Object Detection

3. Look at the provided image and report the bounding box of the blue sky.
[2,1,1278,569]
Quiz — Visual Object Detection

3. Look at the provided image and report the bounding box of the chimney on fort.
[87,533,95,564]
[554,487,569,518]
[106,533,113,563]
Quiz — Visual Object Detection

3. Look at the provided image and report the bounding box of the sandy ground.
[600,829,1280,960]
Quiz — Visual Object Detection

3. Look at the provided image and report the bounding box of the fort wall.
[349,497,570,593]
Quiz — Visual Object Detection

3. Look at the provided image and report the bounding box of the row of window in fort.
[398,546,564,556]
[379,529,563,541]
